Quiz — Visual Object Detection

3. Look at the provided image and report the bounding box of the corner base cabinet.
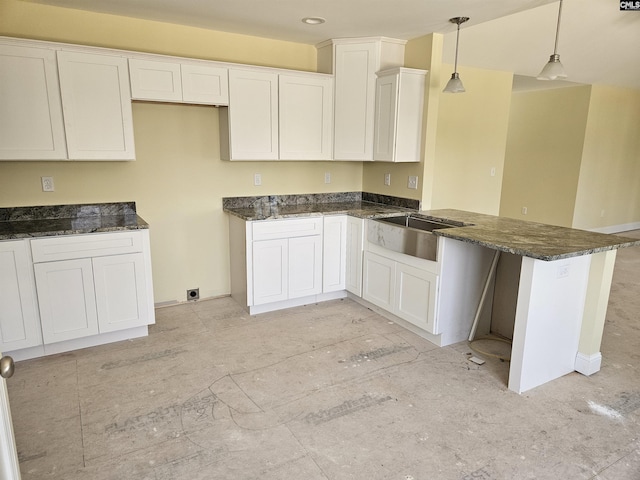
[0,229,155,360]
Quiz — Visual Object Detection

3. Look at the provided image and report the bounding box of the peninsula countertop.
[223,194,640,262]
[0,202,149,240]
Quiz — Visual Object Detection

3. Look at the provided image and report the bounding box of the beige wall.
[0,0,316,70]
[573,85,640,231]
[499,86,592,226]
[431,65,513,214]
[0,0,363,303]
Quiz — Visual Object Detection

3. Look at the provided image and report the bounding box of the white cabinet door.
[395,262,438,332]
[57,50,135,160]
[373,68,426,163]
[363,251,395,311]
[288,235,322,299]
[34,258,99,343]
[345,217,364,296]
[323,216,347,293]
[93,252,149,333]
[373,72,397,162]
[252,239,288,305]
[0,43,67,160]
[0,241,41,351]
[182,64,228,105]
[333,42,377,161]
[223,69,279,160]
[129,58,182,102]
[279,74,333,160]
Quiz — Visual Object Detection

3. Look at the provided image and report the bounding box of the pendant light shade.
[537,0,567,80]
[443,16,469,94]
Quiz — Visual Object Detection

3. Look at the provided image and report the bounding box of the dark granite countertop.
[420,209,640,261]
[0,202,149,240]
[223,193,640,261]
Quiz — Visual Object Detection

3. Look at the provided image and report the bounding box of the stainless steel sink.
[377,215,457,232]
[368,215,458,261]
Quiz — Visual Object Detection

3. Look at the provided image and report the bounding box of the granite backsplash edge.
[223,192,420,210]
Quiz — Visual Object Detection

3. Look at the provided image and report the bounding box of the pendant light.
[537,0,567,80]
[443,16,469,93]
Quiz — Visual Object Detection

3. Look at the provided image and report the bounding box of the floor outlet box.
[187,288,199,301]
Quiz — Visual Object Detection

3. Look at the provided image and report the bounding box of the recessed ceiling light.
[302,17,326,25]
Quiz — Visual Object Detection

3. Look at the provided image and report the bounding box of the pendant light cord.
[453,22,461,72]
[553,0,563,55]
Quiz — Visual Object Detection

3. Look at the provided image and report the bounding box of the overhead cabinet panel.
[181,64,229,105]
[223,69,279,160]
[279,74,333,160]
[129,58,229,105]
[0,44,67,160]
[129,58,183,102]
[57,50,135,160]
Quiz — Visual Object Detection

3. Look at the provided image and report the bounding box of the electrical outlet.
[521,207,528,215]
[254,173,262,186]
[384,173,391,186]
[41,176,55,192]
[557,265,570,279]
[324,172,331,184]
[490,167,496,177]
[187,288,199,301]
[408,176,418,190]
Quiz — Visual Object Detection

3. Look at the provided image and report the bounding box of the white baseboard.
[8,326,149,362]
[575,352,602,376]
[348,294,443,347]
[248,290,348,315]
[589,222,640,234]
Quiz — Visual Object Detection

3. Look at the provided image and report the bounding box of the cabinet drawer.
[31,231,144,262]
[252,217,323,241]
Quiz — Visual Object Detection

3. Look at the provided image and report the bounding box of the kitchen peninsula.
[224,192,640,393]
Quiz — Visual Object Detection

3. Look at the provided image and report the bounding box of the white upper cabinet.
[129,57,229,105]
[0,44,67,160]
[221,68,332,161]
[279,73,333,160]
[57,50,136,160]
[374,68,427,163]
[129,58,183,102]
[317,37,405,161]
[221,69,279,160]
[181,63,228,105]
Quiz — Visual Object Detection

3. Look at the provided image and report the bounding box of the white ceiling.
[23,0,640,90]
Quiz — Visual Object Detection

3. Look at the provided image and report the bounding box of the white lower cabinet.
[32,231,152,342]
[0,230,155,359]
[252,238,288,305]
[93,252,149,333]
[345,217,364,296]
[0,241,41,351]
[250,217,323,307]
[395,262,438,332]
[363,252,395,311]
[363,251,439,335]
[34,258,99,343]
[323,215,347,293]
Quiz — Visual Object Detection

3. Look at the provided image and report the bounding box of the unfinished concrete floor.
[8,232,640,480]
